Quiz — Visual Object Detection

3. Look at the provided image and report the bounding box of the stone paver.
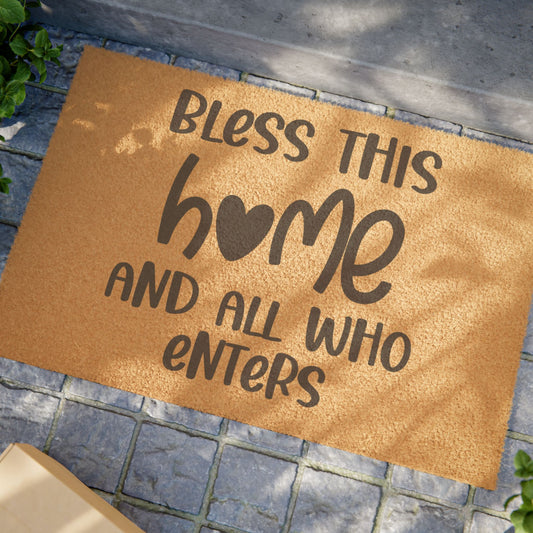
[509,359,533,434]
[469,512,512,533]
[379,494,464,533]
[118,502,195,533]
[394,109,462,135]
[391,465,470,505]
[290,468,381,533]
[104,40,171,64]
[69,377,143,411]
[307,442,388,478]
[246,74,315,98]
[0,86,65,155]
[317,91,386,115]
[0,224,17,279]
[174,56,241,81]
[0,382,59,452]
[0,152,42,226]
[208,445,297,532]
[227,420,303,455]
[48,400,136,492]
[144,398,222,434]
[0,357,64,391]
[124,422,217,514]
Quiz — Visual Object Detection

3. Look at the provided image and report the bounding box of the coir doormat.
[1,47,532,489]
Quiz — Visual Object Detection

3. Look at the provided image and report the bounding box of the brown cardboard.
[0,443,143,532]
[0,46,532,489]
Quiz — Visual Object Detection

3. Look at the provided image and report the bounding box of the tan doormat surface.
[1,47,532,489]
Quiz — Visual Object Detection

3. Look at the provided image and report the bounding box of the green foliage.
[505,450,533,533]
[0,0,62,193]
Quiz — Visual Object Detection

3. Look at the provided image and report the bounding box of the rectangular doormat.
[1,46,532,489]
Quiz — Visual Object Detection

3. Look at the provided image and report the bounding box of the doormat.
[1,47,532,489]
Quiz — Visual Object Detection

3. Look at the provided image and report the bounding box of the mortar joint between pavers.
[0,142,44,160]
[192,418,230,533]
[385,106,396,119]
[521,352,533,362]
[112,416,145,507]
[24,80,68,96]
[280,443,310,533]
[239,72,249,82]
[42,375,72,453]
[460,485,478,533]
[507,430,533,444]
[117,492,200,523]
[370,462,394,533]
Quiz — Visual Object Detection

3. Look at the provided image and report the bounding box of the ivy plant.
[0,0,62,194]
[505,450,533,533]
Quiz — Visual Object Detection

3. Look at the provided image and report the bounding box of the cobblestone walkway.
[1,24,532,533]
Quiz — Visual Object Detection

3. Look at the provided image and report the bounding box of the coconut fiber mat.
[1,47,532,489]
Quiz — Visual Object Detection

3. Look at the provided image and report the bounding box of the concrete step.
[33,0,533,142]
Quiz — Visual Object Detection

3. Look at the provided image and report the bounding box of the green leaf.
[13,60,30,82]
[512,509,528,529]
[523,511,533,533]
[0,97,15,118]
[9,33,28,56]
[0,134,5,142]
[31,56,46,83]
[0,55,9,76]
[516,451,532,471]
[32,46,44,58]
[0,0,25,24]
[34,28,48,48]
[0,177,12,195]
[0,22,7,40]
[523,480,533,501]
[505,493,522,510]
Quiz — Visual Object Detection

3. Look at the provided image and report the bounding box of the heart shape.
[216,195,275,261]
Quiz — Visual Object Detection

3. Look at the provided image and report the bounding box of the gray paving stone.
[104,40,171,64]
[462,128,533,153]
[32,25,104,90]
[124,422,217,514]
[524,299,533,355]
[118,502,194,533]
[144,398,222,434]
[200,529,222,533]
[0,152,42,226]
[474,437,533,512]
[69,377,143,411]
[306,442,387,478]
[379,494,464,533]
[93,490,114,504]
[0,358,65,391]
[0,382,59,452]
[509,360,533,435]
[391,465,469,505]
[48,400,136,492]
[227,420,302,455]
[208,445,297,532]
[0,223,16,280]
[246,75,315,99]
[290,468,381,533]
[175,57,241,80]
[469,512,512,533]
[393,110,462,134]
[318,92,386,115]
[0,86,65,155]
